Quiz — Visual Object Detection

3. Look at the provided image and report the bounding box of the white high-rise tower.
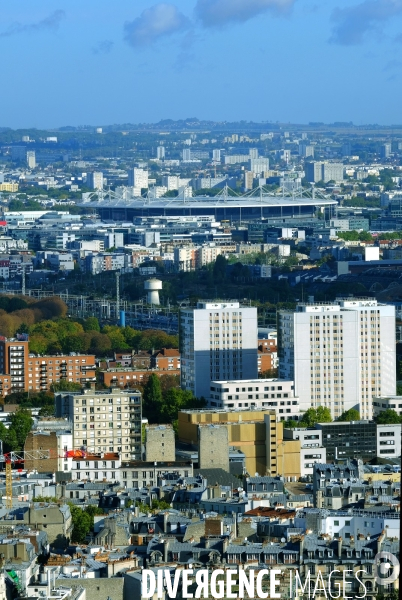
[278,299,396,420]
[180,301,258,399]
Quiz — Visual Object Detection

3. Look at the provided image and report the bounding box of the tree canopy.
[300,407,332,427]
[336,409,360,422]
[374,409,402,424]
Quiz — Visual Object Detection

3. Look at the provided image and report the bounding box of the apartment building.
[278,299,396,419]
[151,348,181,370]
[87,171,104,190]
[258,339,278,373]
[100,368,180,388]
[55,387,142,461]
[0,336,96,396]
[180,302,258,399]
[27,355,96,393]
[208,378,300,421]
[128,168,148,189]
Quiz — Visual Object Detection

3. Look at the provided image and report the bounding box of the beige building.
[178,408,302,478]
[145,424,175,462]
[55,387,142,461]
[198,424,229,471]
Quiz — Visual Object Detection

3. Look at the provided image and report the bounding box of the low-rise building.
[208,378,300,420]
[283,427,327,477]
[373,395,402,418]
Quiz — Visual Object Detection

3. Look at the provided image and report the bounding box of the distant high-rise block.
[212,149,221,162]
[278,300,396,420]
[127,167,148,189]
[26,151,36,169]
[87,171,103,190]
[305,161,344,183]
[381,143,391,159]
[157,146,165,160]
[180,301,258,399]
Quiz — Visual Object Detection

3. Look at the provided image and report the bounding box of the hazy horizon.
[1,0,402,128]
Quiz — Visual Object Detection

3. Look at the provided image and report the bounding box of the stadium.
[80,189,337,223]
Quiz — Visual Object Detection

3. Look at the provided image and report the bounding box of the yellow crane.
[0,442,50,509]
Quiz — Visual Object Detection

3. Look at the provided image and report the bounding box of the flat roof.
[80,195,336,210]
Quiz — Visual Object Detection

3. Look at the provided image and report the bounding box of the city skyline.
[1,0,402,128]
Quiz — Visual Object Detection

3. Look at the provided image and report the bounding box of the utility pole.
[21,265,26,296]
[116,271,120,316]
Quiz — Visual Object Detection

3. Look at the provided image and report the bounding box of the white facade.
[376,424,402,458]
[71,455,121,482]
[295,511,400,540]
[208,378,300,420]
[279,300,396,420]
[161,175,179,190]
[0,574,5,600]
[373,395,402,418]
[27,151,36,169]
[249,158,269,174]
[156,146,165,159]
[180,302,258,399]
[128,168,148,189]
[87,171,104,190]
[283,428,326,477]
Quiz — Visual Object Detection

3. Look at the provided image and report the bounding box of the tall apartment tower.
[55,387,142,461]
[180,301,258,399]
[212,149,221,162]
[127,168,148,189]
[278,300,396,420]
[0,335,29,392]
[381,143,391,159]
[156,146,165,160]
[26,151,36,169]
[87,171,104,190]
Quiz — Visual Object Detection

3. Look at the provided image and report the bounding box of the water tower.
[144,278,162,305]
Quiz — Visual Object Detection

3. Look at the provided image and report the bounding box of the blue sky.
[1,0,402,128]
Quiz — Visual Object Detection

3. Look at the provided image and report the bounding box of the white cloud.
[0,10,65,37]
[195,0,295,28]
[124,3,190,47]
[330,0,402,45]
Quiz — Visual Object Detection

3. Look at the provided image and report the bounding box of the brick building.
[0,336,96,396]
[151,348,181,371]
[257,338,278,374]
[100,368,180,388]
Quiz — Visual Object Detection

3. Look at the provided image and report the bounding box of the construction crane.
[0,442,51,509]
[0,442,86,509]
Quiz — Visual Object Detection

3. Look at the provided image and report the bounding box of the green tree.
[88,332,112,355]
[337,408,360,422]
[283,419,298,429]
[142,374,163,422]
[9,409,33,449]
[84,317,100,332]
[213,254,227,282]
[69,504,92,543]
[39,405,55,417]
[3,427,19,452]
[300,407,332,427]
[375,409,402,424]
[102,325,129,350]
[51,381,82,392]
